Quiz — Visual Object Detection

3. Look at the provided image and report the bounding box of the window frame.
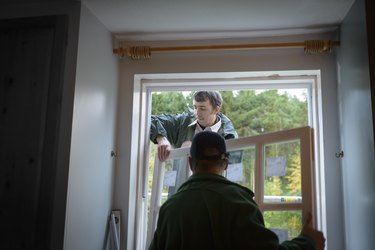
[146,126,315,248]
[131,70,325,250]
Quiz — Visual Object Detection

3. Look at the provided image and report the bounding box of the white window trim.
[129,70,326,250]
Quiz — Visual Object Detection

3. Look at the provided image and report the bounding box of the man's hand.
[156,136,171,162]
[301,213,326,250]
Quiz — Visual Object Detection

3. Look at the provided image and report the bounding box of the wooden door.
[0,16,68,250]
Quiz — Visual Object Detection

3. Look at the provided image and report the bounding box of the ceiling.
[82,0,355,41]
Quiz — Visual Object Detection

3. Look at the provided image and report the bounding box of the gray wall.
[64,4,119,250]
[115,33,344,250]
[337,0,375,249]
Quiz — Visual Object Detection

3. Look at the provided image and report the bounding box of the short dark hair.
[190,131,229,161]
[190,131,229,169]
[193,91,222,108]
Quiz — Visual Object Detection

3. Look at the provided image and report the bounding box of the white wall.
[64,4,119,250]
[337,0,375,249]
[115,33,344,250]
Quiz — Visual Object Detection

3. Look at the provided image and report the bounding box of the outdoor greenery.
[149,89,308,240]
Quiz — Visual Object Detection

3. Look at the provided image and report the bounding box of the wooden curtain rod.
[113,40,340,60]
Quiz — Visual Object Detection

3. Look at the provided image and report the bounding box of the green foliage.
[265,177,283,196]
[264,141,302,197]
[220,91,235,114]
[286,150,302,196]
[230,90,308,137]
[264,211,302,240]
[152,92,190,114]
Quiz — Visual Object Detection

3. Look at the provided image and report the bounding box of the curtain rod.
[113,40,340,60]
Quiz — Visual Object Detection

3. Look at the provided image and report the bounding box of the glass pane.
[263,140,302,203]
[222,88,308,137]
[226,146,255,191]
[162,156,190,203]
[264,210,303,241]
[147,144,190,210]
[147,144,156,217]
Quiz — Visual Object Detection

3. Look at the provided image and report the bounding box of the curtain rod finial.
[113,46,151,60]
[304,40,339,54]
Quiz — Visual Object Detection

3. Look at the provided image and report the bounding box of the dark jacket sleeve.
[150,115,168,144]
[279,234,316,250]
[219,113,238,139]
[150,112,193,146]
[151,112,237,145]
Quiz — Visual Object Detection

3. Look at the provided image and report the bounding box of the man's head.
[189,131,229,174]
[192,91,222,127]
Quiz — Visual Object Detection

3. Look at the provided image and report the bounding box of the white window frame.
[146,126,315,248]
[130,70,326,250]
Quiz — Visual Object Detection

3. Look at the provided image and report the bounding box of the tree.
[229,90,308,137]
[152,91,190,115]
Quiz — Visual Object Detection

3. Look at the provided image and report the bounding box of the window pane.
[264,210,303,241]
[226,146,255,191]
[162,156,189,203]
[147,144,156,218]
[263,140,302,203]
[222,89,308,137]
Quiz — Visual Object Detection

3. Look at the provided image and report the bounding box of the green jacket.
[149,173,316,250]
[150,111,238,148]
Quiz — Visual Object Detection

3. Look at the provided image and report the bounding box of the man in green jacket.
[150,91,239,194]
[150,91,238,161]
[148,131,326,250]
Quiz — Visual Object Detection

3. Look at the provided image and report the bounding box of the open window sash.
[146,126,315,247]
